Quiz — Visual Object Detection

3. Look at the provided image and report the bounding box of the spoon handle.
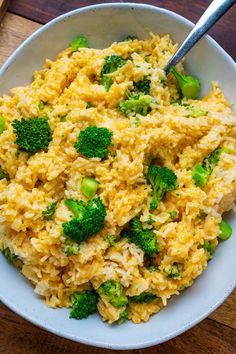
[165,0,236,74]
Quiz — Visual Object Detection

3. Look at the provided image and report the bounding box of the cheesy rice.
[0,34,235,324]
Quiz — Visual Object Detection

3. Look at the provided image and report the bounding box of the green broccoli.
[80,176,99,198]
[124,35,138,41]
[60,116,67,122]
[0,166,10,181]
[74,127,113,159]
[63,237,80,256]
[130,291,157,303]
[164,263,182,279]
[132,77,151,95]
[169,210,178,220]
[97,280,128,307]
[148,265,158,273]
[100,55,126,91]
[169,66,201,99]
[203,241,215,260]
[117,309,129,324]
[0,116,7,134]
[218,220,232,241]
[86,102,93,109]
[1,247,19,263]
[192,148,226,187]
[185,106,208,118]
[106,234,116,247]
[122,218,160,255]
[197,210,207,220]
[12,117,52,153]
[70,289,98,319]
[63,197,106,244]
[118,94,151,117]
[42,201,57,220]
[38,101,45,110]
[74,126,113,159]
[147,165,178,209]
[70,35,90,52]
[146,215,155,225]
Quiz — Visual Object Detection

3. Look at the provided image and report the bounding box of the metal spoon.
[165,0,236,74]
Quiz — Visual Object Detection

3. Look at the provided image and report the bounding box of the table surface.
[0,1,235,353]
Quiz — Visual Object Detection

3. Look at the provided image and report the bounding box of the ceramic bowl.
[0,3,235,350]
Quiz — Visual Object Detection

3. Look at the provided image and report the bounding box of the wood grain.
[209,289,236,330]
[0,13,41,66]
[0,5,235,354]
[8,0,236,60]
[0,0,9,23]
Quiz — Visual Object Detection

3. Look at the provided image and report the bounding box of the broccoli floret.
[63,197,106,244]
[117,309,129,324]
[147,165,178,209]
[70,289,98,319]
[192,148,226,187]
[0,166,10,181]
[124,35,138,41]
[130,291,157,303]
[164,263,182,279]
[132,77,151,95]
[38,101,45,110]
[97,280,128,308]
[60,116,67,122]
[197,210,207,220]
[1,247,18,263]
[74,126,113,159]
[185,106,208,118]
[123,218,160,255]
[70,35,90,52]
[169,210,178,220]
[12,117,52,153]
[203,241,215,260]
[100,55,126,91]
[148,265,158,273]
[106,234,116,247]
[63,237,80,256]
[169,66,201,99]
[118,94,151,117]
[146,215,155,225]
[42,201,57,220]
[0,116,7,134]
[86,102,93,109]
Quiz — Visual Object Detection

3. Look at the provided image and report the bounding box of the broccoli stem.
[218,220,232,240]
[192,148,227,187]
[80,177,99,199]
[0,116,7,134]
[169,66,200,99]
[192,163,209,187]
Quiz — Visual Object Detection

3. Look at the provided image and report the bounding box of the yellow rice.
[0,34,236,324]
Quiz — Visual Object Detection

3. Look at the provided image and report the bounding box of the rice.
[0,34,235,324]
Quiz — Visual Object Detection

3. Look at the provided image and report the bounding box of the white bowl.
[0,3,235,350]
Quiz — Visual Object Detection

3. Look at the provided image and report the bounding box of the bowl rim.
[0,2,235,350]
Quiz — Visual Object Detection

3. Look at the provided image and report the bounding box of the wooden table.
[0,1,235,353]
